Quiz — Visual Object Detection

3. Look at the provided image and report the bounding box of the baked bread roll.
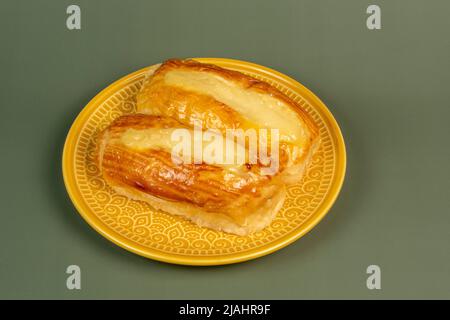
[97,59,319,235]
[137,59,319,184]
[97,114,286,235]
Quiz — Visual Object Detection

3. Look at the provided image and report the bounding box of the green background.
[1,0,449,299]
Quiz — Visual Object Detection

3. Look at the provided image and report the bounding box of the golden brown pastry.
[97,59,319,235]
[137,59,319,184]
[97,114,286,235]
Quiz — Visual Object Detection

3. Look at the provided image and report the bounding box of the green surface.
[1,0,449,299]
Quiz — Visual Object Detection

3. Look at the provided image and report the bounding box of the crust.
[110,182,286,236]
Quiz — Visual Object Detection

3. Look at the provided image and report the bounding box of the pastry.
[97,59,319,235]
[137,59,319,184]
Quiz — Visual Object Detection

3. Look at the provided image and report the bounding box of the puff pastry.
[97,59,319,235]
[137,59,319,184]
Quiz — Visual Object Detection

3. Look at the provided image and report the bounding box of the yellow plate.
[62,58,346,266]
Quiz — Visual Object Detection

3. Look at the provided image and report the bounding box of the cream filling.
[163,70,305,144]
[120,128,252,171]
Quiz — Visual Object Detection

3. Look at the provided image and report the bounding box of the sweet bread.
[97,59,319,235]
[137,59,319,184]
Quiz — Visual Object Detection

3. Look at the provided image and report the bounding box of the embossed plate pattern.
[62,58,346,265]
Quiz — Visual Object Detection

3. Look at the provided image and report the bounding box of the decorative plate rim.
[62,57,346,266]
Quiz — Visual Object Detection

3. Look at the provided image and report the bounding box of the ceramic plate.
[62,58,346,265]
